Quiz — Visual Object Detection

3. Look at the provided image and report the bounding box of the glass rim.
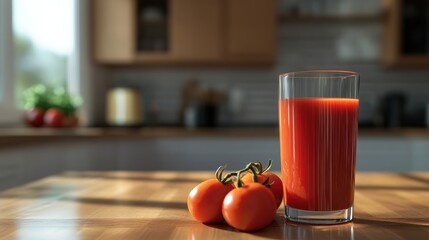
[279,70,358,79]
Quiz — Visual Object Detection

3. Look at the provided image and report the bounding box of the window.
[0,2,2,99]
[0,0,19,123]
[0,1,3,101]
[0,0,80,124]
[13,0,78,106]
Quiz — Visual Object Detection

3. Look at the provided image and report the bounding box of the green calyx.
[214,159,273,187]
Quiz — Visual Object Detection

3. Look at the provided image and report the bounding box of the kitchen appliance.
[381,93,406,128]
[106,87,143,127]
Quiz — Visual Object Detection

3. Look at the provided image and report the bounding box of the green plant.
[23,84,82,116]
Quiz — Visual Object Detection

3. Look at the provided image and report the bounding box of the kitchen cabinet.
[93,0,135,63]
[169,0,223,62]
[226,0,276,63]
[383,0,429,67]
[92,0,276,65]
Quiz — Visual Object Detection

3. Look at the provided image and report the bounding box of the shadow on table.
[355,173,429,192]
[398,173,429,185]
[189,215,353,240]
[61,196,188,209]
[189,216,429,240]
[355,185,429,191]
[59,172,206,183]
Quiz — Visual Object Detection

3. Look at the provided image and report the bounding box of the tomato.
[188,179,234,223]
[44,108,64,128]
[222,182,277,232]
[242,172,284,208]
[24,108,45,127]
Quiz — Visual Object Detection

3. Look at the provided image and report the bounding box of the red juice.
[279,98,359,211]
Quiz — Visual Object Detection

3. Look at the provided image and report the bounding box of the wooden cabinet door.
[226,0,276,63]
[93,0,135,63]
[382,0,429,67]
[170,0,223,61]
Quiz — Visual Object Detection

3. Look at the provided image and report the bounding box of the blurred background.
[0,0,429,190]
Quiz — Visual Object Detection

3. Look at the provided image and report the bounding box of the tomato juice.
[279,98,358,211]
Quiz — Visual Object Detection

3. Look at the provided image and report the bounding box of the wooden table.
[0,171,428,239]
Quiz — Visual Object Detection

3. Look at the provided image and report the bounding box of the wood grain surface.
[0,171,428,239]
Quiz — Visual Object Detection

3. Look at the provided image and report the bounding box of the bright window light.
[13,0,77,107]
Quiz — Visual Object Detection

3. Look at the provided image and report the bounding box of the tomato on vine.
[188,160,280,231]
[187,166,235,223]
[222,169,277,231]
[241,160,284,208]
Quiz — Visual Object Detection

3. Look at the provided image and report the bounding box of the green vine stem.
[235,166,250,188]
[249,165,258,183]
[214,159,274,187]
[261,159,272,174]
[215,165,234,184]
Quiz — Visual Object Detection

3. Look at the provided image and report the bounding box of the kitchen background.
[104,0,429,128]
[1,0,429,190]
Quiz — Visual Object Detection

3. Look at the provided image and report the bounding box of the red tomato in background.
[222,182,277,232]
[241,172,284,208]
[43,108,64,128]
[188,179,235,223]
[24,108,45,127]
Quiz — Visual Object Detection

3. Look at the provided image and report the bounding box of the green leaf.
[23,84,83,115]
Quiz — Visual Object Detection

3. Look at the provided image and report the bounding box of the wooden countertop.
[0,171,427,239]
[1,127,429,140]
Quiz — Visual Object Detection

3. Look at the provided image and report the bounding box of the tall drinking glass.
[278,70,359,224]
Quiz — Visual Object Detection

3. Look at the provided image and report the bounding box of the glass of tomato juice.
[279,70,359,224]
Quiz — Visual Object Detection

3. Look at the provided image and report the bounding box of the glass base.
[285,206,353,225]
